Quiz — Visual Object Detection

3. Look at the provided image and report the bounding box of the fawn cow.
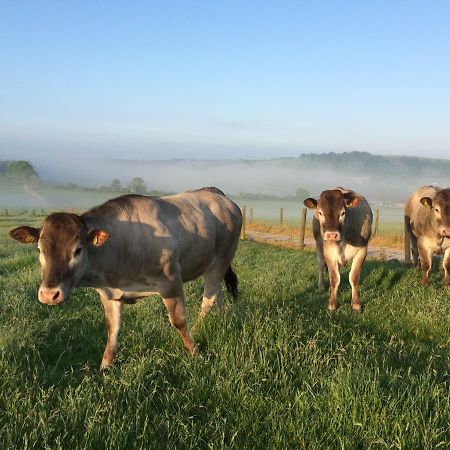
[304,188,373,312]
[10,187,242,368]
[405,186,450,288]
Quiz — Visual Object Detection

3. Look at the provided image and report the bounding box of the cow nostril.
[52,290,60,301]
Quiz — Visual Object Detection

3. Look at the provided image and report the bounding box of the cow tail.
[224,266,238,300]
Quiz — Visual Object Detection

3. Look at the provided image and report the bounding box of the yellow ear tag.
[26,235,34,243]
[92,236,99,246]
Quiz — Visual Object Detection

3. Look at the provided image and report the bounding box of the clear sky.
[1,1,450,160]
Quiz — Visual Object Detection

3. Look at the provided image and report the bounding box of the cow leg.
[443,248,450,290]
[316,243,326,292]
[326,260,340,312]
[405,216,419,267]
[410,233,419,267]
[418,241,433,286]
[349,247,367,313]
[199,264,228,318]
[99,297,124,369]
[162,292,198,355]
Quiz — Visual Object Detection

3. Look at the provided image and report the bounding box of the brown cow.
[404,186,450,288]
[9,187,242,368]
[304,188,373,312]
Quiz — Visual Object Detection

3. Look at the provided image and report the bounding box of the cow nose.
[39,287,63,304]
[440,228,449,237]
[324,231,340,241]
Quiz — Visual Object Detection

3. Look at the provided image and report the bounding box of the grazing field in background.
[1,215,449,448]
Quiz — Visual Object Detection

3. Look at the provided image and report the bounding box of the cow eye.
[435,208,439,213]
[73,248,82,258]
[340,211,345,216]
[318,211,323,216]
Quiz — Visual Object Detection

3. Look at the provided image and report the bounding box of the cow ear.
[345,196,361,208]
[420,197,433,208]
[304,198,317,209]
[9,226,40,244]
[88,229,110,247]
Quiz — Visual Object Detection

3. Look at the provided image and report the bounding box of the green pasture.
[0,216,449,449]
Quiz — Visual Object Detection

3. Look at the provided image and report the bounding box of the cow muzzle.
[439,227,450,237]
[324,231,341,241]
[38,287,65,305]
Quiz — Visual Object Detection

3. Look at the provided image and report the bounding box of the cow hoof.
[444,284,450,291]
[352,304,362,314]
[185,343,199,356]
[327,305,337,313]
[100,359,113,370]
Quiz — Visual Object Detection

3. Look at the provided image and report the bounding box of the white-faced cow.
[405,186,450,289]
[9,187,242,368]
[304,188,373,312]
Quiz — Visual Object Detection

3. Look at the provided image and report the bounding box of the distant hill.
[96,152,449,204]
[0,160,40,183]
[294,152,450,178]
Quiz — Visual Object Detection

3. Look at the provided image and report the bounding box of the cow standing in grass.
[9,187,242,368]
[405,186,450,289]
[304,188,373,312]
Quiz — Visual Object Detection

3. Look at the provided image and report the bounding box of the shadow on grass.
[217,252,449,386]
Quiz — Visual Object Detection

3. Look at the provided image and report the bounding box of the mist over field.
[36,152,450,200]
[1,152,449,214]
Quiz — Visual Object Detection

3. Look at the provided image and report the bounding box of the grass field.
[1,216,450,449]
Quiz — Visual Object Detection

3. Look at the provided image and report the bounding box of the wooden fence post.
[241,206,247,240]
[280,208,284,226]
[299,208,307,251]
[250,207,254,224]
[374,209,379,236]
[404,216,411,263]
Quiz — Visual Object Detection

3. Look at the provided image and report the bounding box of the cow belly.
[96,286,159,301]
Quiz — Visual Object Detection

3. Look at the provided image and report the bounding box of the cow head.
[9,213,109,305]
[420,188,450,237]
[304,189,361,241]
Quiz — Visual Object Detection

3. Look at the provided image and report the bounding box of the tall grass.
[0,217,449,449]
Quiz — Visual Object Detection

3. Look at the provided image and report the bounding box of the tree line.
[60,178,171,196]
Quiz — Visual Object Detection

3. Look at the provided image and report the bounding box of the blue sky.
[1,1,450,160]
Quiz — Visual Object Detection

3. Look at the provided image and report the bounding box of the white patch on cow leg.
[99,297,123,369]
[349,247,367,312]
[200,289,224,319]
[162,294,198,355]
[199,266,228,319]
[443,248,450,289]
